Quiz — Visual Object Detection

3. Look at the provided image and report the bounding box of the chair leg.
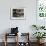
[4,41,7,46]
[4,33,7,46]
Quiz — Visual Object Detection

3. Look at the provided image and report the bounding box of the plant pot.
[37,39,45,44]
[40,38,45,43]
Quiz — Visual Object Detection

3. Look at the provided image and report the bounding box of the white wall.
[0,0,37,42]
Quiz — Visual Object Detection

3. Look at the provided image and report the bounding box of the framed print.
[10,8,25,20]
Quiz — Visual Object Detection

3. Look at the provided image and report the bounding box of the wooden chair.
[18,33,30,46]
[4,33,18,46]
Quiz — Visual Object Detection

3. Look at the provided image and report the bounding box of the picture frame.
[10,8,25,20]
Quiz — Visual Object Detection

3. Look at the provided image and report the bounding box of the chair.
[4,33,18,46]
[18,33,30,46]
[4,27,19,46]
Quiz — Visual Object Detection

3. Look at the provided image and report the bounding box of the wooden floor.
[0,42,46,46]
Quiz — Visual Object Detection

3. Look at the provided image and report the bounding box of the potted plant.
[32,25,38,30]
[40,26,45,29]
[32,24,45,30]
[33,32,46,43]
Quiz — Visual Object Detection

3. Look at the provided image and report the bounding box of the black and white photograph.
[10,8,25,20]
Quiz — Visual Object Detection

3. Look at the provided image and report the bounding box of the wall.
[0,0,36,42]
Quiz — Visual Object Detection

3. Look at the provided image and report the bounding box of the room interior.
[0,0,46,46]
